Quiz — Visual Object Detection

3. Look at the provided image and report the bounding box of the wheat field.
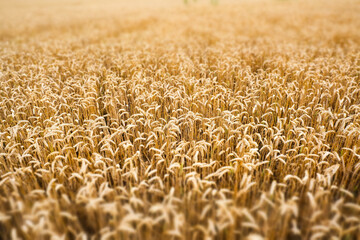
[0,0,360,239]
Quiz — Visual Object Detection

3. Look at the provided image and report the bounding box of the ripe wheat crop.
[0,0,359,239]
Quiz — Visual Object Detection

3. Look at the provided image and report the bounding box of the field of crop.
[0,0,360,239]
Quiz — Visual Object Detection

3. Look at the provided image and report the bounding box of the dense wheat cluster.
[0,0,360,239]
